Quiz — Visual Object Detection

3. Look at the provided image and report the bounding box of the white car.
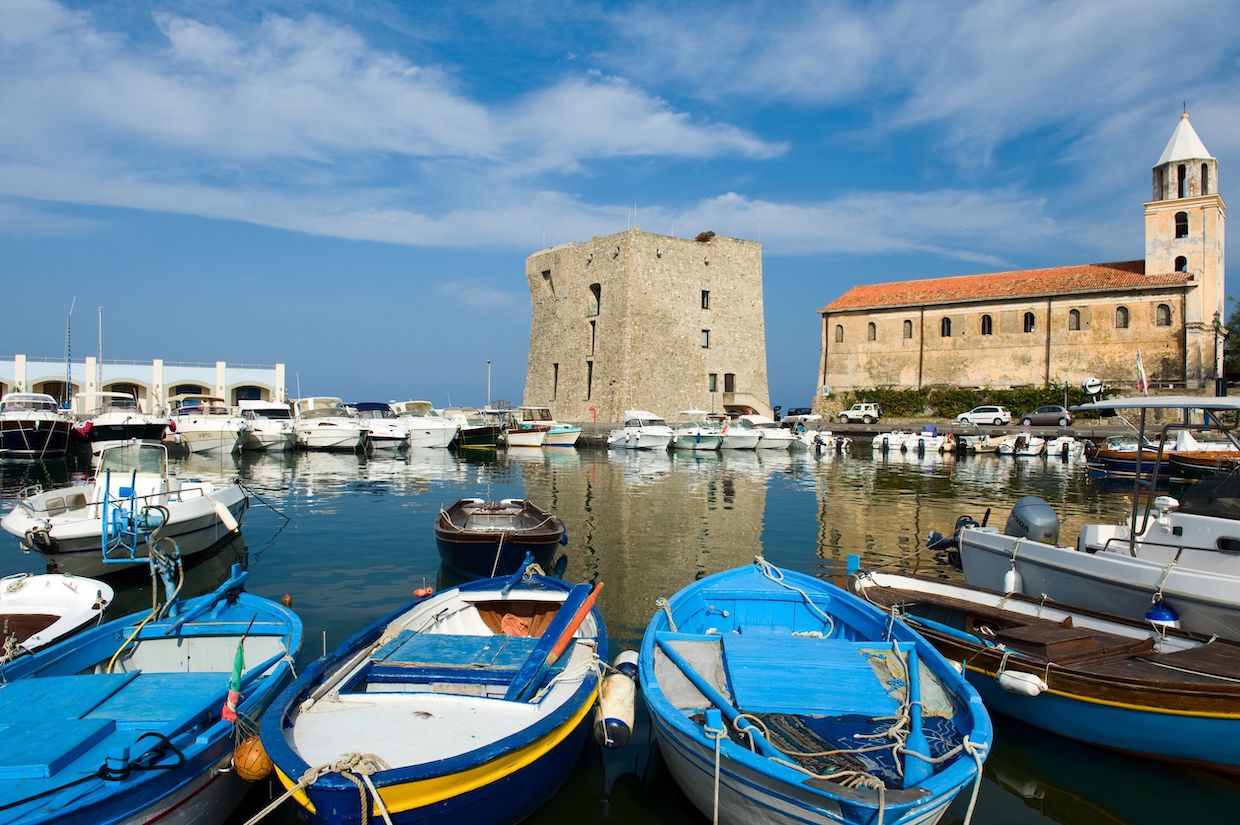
[956,405,1012,426]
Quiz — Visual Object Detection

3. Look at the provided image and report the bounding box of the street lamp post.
[486,360,492,408]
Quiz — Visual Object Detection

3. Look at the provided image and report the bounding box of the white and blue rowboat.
[0,572,114,663]
[640,558,992,825]
[259,564,606,825]
[0,563,302,823]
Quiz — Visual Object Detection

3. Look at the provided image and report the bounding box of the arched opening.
[1177,164,1186,198]
[1175,255,1188,272]
[1202,163,1210,196]
[0,381,7,398]
[31,380,77,407]
[834,325,844,343]
[903,319,913,339]
[1023,312,1036,333]
[231,385,268,405]
[1175,211,1189,238]
[866,322,876,341]
[1068,309,1081,331]
[1115,306,1129,329]
[940,317,951,338]
[1156,303,1172,327]
[980,314,993,335]
[588,283,601,316]
[171,383,210,397]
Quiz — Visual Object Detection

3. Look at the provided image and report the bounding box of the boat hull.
[242,428,296,451]
[542,426,581,447]
[720,432,760,450]
[297,427,367,451]
[406,425,456,449]
[672,434,721,450]
[83,423,169,454]
[505,429,547,448]
[457,426,501,450]
[435,532,560,580]
[0,418,72,457]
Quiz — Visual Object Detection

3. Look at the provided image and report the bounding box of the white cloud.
[434,280,516,311]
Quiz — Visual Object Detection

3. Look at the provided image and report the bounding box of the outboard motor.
[1004,496,1060,544]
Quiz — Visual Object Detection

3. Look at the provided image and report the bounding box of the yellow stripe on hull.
[276,687,598,817]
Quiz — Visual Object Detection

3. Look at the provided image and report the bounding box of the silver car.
[1020,405,1074,426]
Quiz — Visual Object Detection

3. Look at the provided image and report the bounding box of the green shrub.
[828,385,1112,420]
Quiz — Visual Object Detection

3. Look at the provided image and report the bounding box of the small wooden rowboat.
[434,498,565,579]
[851,571,1240,774]
[260,569,606,825]
[0,573,114,663]
[640,558,991,825]
[1169,450,1240,479]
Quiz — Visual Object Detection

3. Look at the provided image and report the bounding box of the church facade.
[817,114,1226,396]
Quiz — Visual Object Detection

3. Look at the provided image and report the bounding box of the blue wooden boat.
[639,558,991,825]
[260,565,606,825]
[0,563,303,824]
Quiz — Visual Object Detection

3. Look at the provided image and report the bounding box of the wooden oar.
[507,581,603,702]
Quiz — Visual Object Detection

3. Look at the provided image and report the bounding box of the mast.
[96,306,103,393]
[64,297,76,407]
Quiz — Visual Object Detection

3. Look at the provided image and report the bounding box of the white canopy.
[1074,395,1240,412]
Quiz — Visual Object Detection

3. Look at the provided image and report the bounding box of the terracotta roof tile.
[820,261,1193,313]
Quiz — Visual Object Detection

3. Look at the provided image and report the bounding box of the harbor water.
[1,446,1236,823]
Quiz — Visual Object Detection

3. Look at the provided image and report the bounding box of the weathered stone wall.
[524,229,770,423]
[820,289,1188,395]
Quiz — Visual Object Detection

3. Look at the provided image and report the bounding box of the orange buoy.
[233,735,273,781]
[414,587,429,598]
[280,594,294,607]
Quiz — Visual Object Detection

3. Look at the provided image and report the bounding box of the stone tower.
[523,228,771,423]
[1145,112,1227,385]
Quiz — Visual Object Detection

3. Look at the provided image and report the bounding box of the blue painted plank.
[0,674,136,720]
[86,672,227,729]
[0,719,116,779]
[721,636,901,717]
[504,584,592,702]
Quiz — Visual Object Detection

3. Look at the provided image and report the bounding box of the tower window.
[903,319,913,339]
[542,269,554,297]
[980,314,993,335]
[1175,256,1188,272]
[1156,304,1172,327]
[708,373,717,392]
[1175,211,1189,238]
[867,322,876,341]
[1115,306,1129,329]
[1068,309,1081,331]
[552,363,559,400]
[835,325,844,343]
[590,320,596,354]
[701,329,710,348]
[940,317,951,338]
[1177,164,1186,198]
[701,290,710,309]
[1202,163,1210,196]
[588,283,601,316]
[586,360,593,399]
[1023,312,1036,333]
[724,373,735,393]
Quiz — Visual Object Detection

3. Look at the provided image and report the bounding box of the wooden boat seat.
[0,673,137,719]
[990,623,1151,664]
[1085,641,1240,688]
[721,634,903,717]
[367,632,559,686]
[0,718,117,780]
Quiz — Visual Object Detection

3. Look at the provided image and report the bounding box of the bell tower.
[1145,112,1226,386]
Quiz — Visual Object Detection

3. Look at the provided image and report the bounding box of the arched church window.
[1202,164,1210,196]
[1177,164,1186,198]
[980,314,993,335]
[1175,256,1188,272]
[835,325,844,343]
[903,319,913,339]
[1023,312,1036,333]
[1115,306,1129,329]
[1156,304,1172,327]
[1175,212,1189,238]
[940,317,951,338]
[867,322,876,341]
[1068,309,1081,331]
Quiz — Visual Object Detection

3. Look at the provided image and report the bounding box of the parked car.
[837,402,882,424]
[956,405,1011,426]
[1020,405,1074,426]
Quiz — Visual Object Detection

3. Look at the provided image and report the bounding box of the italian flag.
[221,639,244,722]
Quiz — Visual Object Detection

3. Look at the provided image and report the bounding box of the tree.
[1226,297,1240,378]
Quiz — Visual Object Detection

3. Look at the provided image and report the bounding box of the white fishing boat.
[168,395,246,454]
[0,572,113,663]
[72,391,170,454]
[0,441,247,578]
[392,400,458,448]
[710,414,760,450]
[293,397,368,451]
[956,395,1240,640]
[608,410,674,451]
[348,402,411,451]
[1044,435,1085,460]
[238,399,296,451]
[905,428,949,454]
[514,406,581,447]
[672,410,722,451]
[872,429,911,452]
[740,414,795,450]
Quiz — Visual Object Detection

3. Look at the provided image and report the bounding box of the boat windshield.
[520,408,553,422]
[244,408,292,420]
[98,443,166,476]
[1,395,59,413]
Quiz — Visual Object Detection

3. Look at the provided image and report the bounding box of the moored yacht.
[739,414,795,450]
[709,413,760,450]
[238,399,296,451]
[443,407,501,450]
[168,394,246,454]
[671,410,722,451]
[392,400,458,448]
[72,391,169,454]
[0,393,72,458]
[348,402,411,451]
[292,396,368,451]
[513,405,581,447]
[607,409,674,451]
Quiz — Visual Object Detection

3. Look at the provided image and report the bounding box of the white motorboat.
[514,406,581,447]
[957,395,1240,640]
[168,394,246,454]
[0,572,113,662]
[1,441,247,578]
[348,402,411,451]
[905,428,949,454]
[72,391,169,454]
[0,392,72,458]
[959,433,999,454]
[795,429,852,453]
[392,400,459,448]
[739,414,795,450]
[293,397,368,451]
[872,429,910,452]
[1044,435,1085,460]
[708,414,760,450]
[238,399,296,451]
[607,409,674,451]
[996,433,1045,456]
[671,410,722,451]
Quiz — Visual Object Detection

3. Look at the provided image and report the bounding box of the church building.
[817,114,1226,396]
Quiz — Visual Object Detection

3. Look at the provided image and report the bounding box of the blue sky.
[2,0,1237,409]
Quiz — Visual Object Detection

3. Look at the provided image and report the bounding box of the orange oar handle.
[548,581,603,661]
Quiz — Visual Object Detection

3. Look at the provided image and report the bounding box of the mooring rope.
[242,752,392,825]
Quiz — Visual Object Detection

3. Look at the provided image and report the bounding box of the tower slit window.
[1178,164,1186,198]
[1175,211,1189,238]
[701,329,710,348]
[903,319,913,339]
[589,320,596,354]
[552,363,559,400]
[1023,312,1036,333]
[724,373,735,393]
[588,283,601,316]
[708,373,717,392]
[940,317,951,338]
[1202,163,1210,195]
[834,325,844,343]
[867,322,876,341]
[586,360,593,400]
[701,290,710,309]
[980,314,993,335]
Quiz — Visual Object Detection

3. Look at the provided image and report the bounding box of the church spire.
[1151,112,1217,201]
[1156,111,1214,166]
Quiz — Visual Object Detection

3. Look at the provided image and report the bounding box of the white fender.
[1002,566,1023,594]
[998,670,1047,697]
[593,651,639,748]
[213,500,240,532]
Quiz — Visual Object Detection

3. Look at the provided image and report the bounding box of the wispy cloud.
[434,280,517,311]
